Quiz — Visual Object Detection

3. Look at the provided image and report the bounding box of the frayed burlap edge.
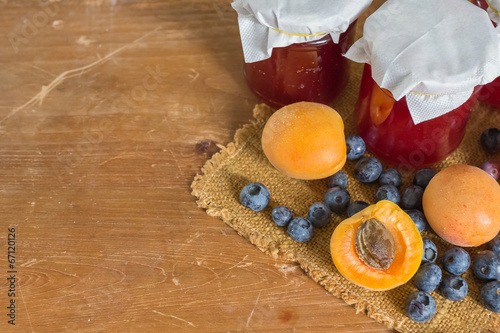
[191,104,500,333]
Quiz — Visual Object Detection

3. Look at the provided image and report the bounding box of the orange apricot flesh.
[330,201,423,291]
[261,102,346,180]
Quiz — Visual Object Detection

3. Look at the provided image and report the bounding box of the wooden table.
[0,0,391,331]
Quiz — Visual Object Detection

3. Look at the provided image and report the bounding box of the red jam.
[244,24,355,109]
[479,77,500,108]
[474,0,500,108]
[354,65,479,169]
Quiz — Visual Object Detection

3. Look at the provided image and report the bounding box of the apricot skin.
[261,102,346,180]
[423,164,500,247]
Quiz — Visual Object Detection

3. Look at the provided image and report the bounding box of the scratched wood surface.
[0,0,391,332]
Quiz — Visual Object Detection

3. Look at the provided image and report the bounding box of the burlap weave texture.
[191,65,500,332]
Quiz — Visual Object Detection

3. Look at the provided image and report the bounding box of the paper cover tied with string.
[345,0,500,125]
[487,0,500,24]
[231,0,372,64]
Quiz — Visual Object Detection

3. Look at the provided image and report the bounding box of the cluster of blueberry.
[330,135,433,233]
[239,134,433,242]
[239,182,331,242]
[406,234,500,322]
[480,128,500,180]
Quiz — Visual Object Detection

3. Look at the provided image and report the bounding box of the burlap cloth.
[191,61,500,332]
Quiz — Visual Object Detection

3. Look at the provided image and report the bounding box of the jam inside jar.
[244,24,355,109]
[355,65,479,169]
[479,77,500,108]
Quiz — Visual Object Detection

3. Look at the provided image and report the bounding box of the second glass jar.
[354,65,480,168]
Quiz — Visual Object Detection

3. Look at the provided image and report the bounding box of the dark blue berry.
[401,185,424,210]
[326,171,348,189]
[379,168,403,187]
[347,201,370,218]
[354,157,382,183]
[404,291,436,322]
[481,161,500,180]
[307,202,332,228]
[240,183,270,212]
[376,185,400,204]
[442,247,470,276]
[405,210,427,233]
[440,275,468,301]
[345,134,366,160]
[472,251,500,280]
[481,280,500,313]
[422,238,438,264]
[287,217,313,242]
[486,233,500,256]
[324,186,350,214]
[413,169,437,189]
[272,206,293,227]
[414,263,442,293]
[480,128,500,153]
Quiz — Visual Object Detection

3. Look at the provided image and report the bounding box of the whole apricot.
[261,102,346,180]
[423,164,500,247]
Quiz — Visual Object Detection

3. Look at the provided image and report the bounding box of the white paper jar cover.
[345,0,500,125]
[487,0,500,23]
[231,0,372,63]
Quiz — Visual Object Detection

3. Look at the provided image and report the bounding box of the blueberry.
[405,210,427,233]
[481,280,500,313]
[272,206,293,227]
[442,247,470,276]
[307,202,332,228]
[287,217,313,242]
[414,263,442,293]
[347,201,370,218]
[324,186,350,214]
[354,157,382,183]
[481,161,500,180]
[422,238,438,264]
[345,134,366,160]
[240,183,270,212]
[440,275,468,301]
[472,251,500,280]
[379,168,403,187]
[376,185,400,204]
[486,232,500,256]
[326,171,348,189]
[480,128,500,153]
[401,185,424,210]
[413,169,437,189]
[404,291,436,322]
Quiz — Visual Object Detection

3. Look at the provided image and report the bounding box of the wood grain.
[0,0,391,332]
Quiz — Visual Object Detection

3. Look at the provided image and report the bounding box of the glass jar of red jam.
[474,0,500,108]
[354,65,480,168]
[244,24,355,110]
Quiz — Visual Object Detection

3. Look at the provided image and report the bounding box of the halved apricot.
[330,201,423,291]
[261,102,346,180]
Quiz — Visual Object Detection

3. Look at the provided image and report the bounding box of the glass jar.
[474,0,500,107]
[244,24,355,109]
[354,65,480,168]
